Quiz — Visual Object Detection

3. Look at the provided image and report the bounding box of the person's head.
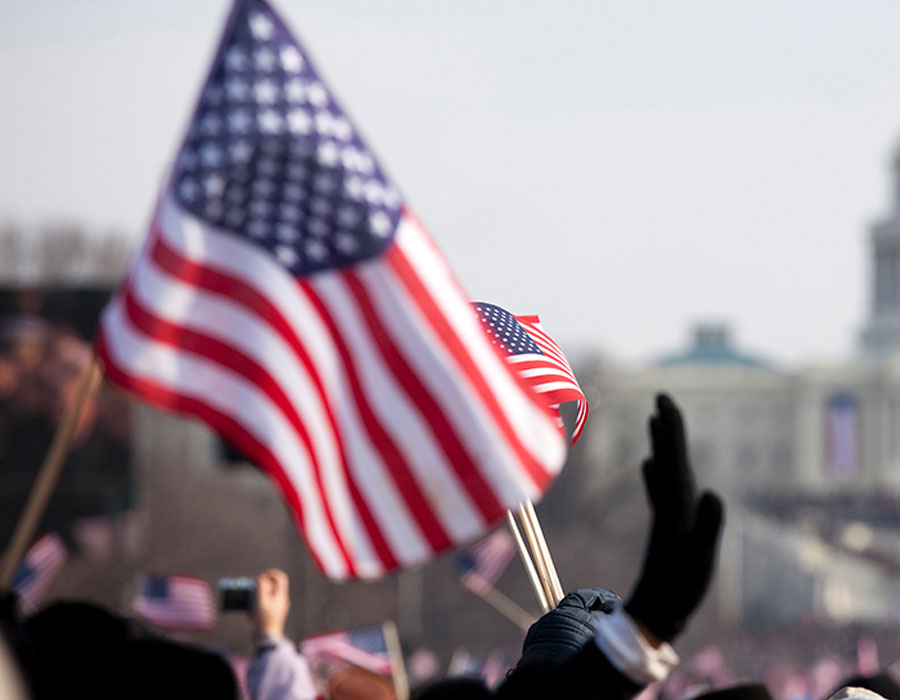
[0,315,49,373]
[518,588,621,666]
[23,601,238,700]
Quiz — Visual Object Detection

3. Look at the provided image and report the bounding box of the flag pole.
[0,356,103,590]
[382,619,409,700]
[509,511,553,613]
[461,575,536,632]
[516,504,557,608]
[522,500,564,604]
[505,511,550,613]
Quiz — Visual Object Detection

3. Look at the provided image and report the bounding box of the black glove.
[624,394,724,643]
[519,588,621,666]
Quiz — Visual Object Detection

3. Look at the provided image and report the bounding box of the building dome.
[657,323,769,368]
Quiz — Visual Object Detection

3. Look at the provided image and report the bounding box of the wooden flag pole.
[506,511,550,613]
[461,575,536,632]
[382,619,409,700]
[513,505,557,610]
[522,500,564,604]
[516,504,557,608]
[0,356,103,590]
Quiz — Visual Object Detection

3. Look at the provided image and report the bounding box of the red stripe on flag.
[505,358,565,371]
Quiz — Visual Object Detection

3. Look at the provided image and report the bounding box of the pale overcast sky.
[2,1,900,366]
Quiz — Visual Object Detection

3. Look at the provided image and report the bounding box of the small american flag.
[455,529,516,595]
[12,533,67,611]
[300,624,392,676]
[133,574,216,631]
[473,302,588,444]
[95,0,565,581]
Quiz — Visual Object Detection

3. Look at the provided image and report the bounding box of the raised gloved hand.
[624,394,724,643]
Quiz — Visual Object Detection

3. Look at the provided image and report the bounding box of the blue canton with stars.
[143,574,170,600]
[473,302,544,356]
[348,626,389,656]
[11,562,36,589]
[172,0,404,276]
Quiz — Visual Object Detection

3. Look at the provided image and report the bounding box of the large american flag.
[133,574,216,631]
[300,624,392,676]
[12,533,67,612]
[95,0,565,580]
[473,303,588,444]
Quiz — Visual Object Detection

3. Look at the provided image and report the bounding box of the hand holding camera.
[253,568,292,641]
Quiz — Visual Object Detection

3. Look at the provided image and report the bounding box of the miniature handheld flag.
[301,624,393,676]
[134,574,216,631]
[456,529,516,595]
[474,303,588,444]
[95,0,565,579]
[12,533,67,611]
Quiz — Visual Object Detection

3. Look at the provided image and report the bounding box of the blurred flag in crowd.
[301,624,393,676]
[455,529,516,595]
[473,303,588,445]
[95,0,565,581]
[72,512,144,561]
[133,574,215,631]
[72,516,113,560]
[856,635,880,675]
[12,533,67,611]
[825,393,860,480]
